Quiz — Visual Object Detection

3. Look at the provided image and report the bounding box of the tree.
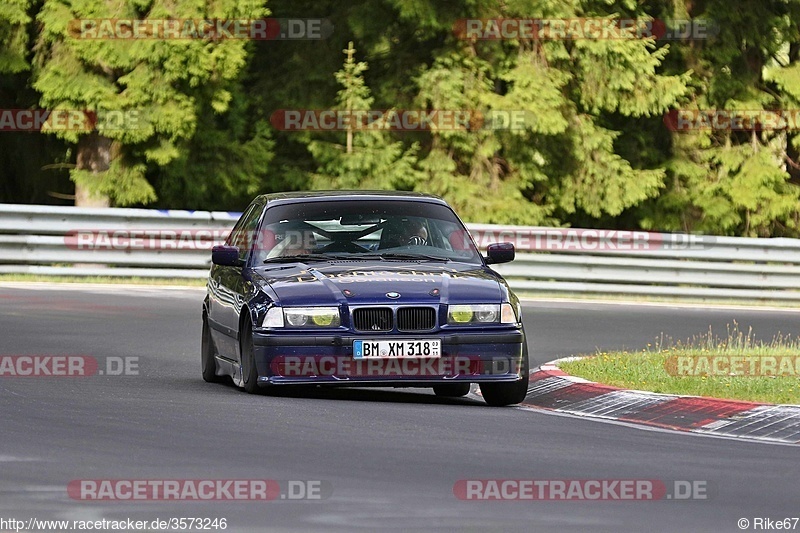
[32,0,267,206]
[5,0,800,236]
[150,80,276,211]
[408,0,687,224]
[307,42,422,191]
[642,0,800,236]
[0,0,31,73]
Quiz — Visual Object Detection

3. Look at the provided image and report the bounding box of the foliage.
[1,0,799,236]
[30,0,267,204]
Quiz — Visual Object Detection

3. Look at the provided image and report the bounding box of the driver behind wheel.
[379,217,428,249]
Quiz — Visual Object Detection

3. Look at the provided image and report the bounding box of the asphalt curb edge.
[522,357,800,445]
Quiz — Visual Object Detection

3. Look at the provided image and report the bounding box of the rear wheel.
[479,343,530,407]
[432,383,471,398]
[240,317,262,394]
[201,315,222,383]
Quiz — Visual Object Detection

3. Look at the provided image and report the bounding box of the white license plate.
[353,339,441,359]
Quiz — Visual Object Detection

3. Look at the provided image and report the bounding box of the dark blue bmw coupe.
[202,191,529,406]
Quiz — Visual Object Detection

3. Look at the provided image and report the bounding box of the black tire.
[479,343,530,407]
[201,315,222,383]
[432,383,471,397]
[240,317,262,394]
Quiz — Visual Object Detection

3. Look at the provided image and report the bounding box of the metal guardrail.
[1,203,799,301]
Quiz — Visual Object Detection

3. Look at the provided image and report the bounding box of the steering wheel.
[320,241,369,254]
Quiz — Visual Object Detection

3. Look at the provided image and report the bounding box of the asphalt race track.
[1,284,799,532]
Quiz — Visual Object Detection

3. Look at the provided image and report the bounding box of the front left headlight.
[448,304,499,324]
[447,304,518,325]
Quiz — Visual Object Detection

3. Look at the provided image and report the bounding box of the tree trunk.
[788,43,800,186]
[74,132,112,207]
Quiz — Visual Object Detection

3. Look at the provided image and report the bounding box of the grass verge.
[0,274,206,287]
[559,323,800,404]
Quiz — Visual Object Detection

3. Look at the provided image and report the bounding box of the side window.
[226,200,264,262]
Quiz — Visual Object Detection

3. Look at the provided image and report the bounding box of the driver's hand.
[407,226,428,246]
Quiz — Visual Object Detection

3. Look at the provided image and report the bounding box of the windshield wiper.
[263,253,354,264]
[263,252,451,264]
[359,252,450,262]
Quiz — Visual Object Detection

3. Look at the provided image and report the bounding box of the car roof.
[255,190,448,206]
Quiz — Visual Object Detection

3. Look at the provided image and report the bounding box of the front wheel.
[240,318,262,394]
[479,344,529,407]
[201,315,222,383]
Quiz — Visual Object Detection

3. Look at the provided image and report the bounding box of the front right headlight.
[284,307,341,328]
[262,306,342,328]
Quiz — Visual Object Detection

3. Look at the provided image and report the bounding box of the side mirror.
[212,245,243,267]
[485,242,515,265]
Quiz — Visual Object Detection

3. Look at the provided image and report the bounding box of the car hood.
[253,261,506,306]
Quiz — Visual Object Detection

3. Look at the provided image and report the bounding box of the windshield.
[245,199,482,265]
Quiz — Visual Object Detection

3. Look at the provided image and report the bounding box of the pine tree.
[32,0,266,206]
[644,0,800,236]
[308,42,422,191]
[0,0,30,73]
[410,0,688,224]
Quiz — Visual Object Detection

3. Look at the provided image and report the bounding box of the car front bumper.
[251,329,525,386]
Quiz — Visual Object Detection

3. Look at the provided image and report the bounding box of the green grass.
[559,323,800,404]
[0,274,206,287]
